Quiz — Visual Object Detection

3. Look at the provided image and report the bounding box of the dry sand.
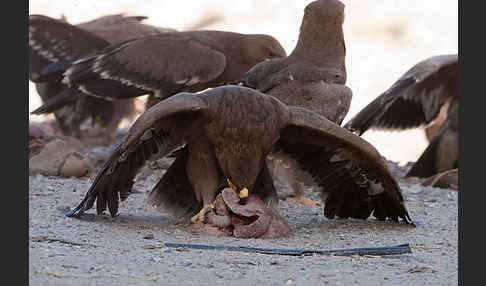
[29,148,458,285]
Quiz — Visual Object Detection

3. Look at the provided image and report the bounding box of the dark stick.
[164,242,412,256]
[31,236,98,248]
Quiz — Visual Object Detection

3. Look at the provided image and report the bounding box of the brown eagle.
[344,54,458,178]
[237,0,350,125]
[29,14,175,137]
[33,22,287,115]
[66,85,413,226]
[235,0,352,205]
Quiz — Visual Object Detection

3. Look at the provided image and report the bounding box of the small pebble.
[56,205,71,211]
[144,233,155,240]
[285,278,294,285]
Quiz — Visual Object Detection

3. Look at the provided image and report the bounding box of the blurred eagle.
[32,21,287,115]
[29,14,175,137]
[344,54,458,178]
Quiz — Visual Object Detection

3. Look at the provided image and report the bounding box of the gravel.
[29,146,458,285]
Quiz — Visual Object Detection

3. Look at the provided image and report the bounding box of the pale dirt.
[28,1,458,285]
[29,137,458,286]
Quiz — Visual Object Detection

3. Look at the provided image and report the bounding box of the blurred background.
[28,0,458,165]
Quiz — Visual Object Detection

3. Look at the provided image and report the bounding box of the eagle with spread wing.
[344,54,458,178]
[66,85,413,226]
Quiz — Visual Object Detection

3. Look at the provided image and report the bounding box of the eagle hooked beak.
[226,178,249,199]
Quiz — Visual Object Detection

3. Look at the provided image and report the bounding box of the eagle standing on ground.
[236,0,352,205]
[237,0,350,125]
[344,54,458,178]
[66,86,413,226]
[29,14,175,138]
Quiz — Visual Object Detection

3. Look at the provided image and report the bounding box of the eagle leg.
[190,203,215,223]
[283,182,320,206]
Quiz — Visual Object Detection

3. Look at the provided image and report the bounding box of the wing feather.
[344,54,458,134]
[66,93,208,217]
[63,33,227,98]
[276,107,413,223]
[29,15,110,81]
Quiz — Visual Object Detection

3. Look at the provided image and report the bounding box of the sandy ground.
[28,1,458,285]
[29,142,458,285]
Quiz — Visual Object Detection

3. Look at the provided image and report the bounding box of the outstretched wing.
[344,54,458,135]
[29,14,110,81]
[62,32,227,99]
[275,106,413,223]
[66,93,209,218]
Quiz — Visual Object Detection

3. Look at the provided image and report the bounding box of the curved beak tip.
[239,188,249,199]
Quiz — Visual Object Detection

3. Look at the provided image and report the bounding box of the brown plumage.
[76,14,175,44]
[65,86,412,227]
[236,0,351,205]
[38,27,286,112]
[29,14,175,137]
[237,0,350,125]
[344,54,458,178]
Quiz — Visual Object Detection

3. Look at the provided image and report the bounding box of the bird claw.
[226,178,237,190]
[190,203,214,223]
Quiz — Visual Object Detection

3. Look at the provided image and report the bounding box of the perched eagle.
[237,0,350,125]
[236,0,352,204]
[344,54,458,178]
[66,85,413,226]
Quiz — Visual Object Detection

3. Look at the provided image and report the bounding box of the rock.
[59,152,93,177]
[143,233,155,240]
[56,205,71,211]
[29,139,92,177]
[29,121,85,159]
[423,169,458,190]
[29,123,45,139]
[54,135,85,153]
[29,122,49,158]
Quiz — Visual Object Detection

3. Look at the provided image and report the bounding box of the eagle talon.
[190,203,214,223]
[226,178,237,190]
